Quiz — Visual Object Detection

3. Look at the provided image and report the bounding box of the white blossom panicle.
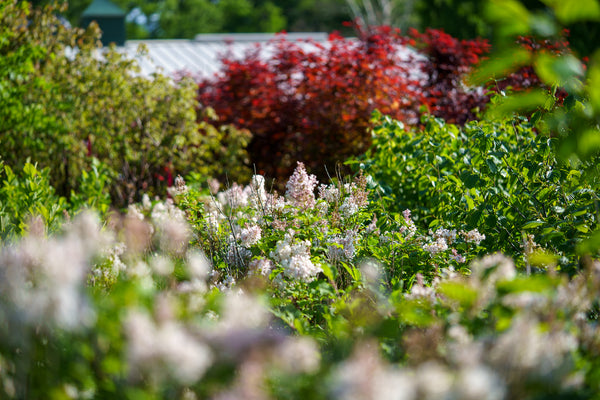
[285,162,318,208]
[487,315,577,384]
[106,242,127,275]
[450,248,466,263]
[286,253,322,282]
[187,251,212,281]
[249,258,274,277]
[522,233,540,256]
[423,237,449,255]
[455,365,506,400]
[216,291,270,331]
[142,193,152,210]
[318,184,341,203]
[168,175,189,197]
[331,346,416,400]
[150,254,174,276]
[265,192,286,214]
[316,200,329,216]
[125,310,213,384]
[151,199,190,255]
[270,230,321,282]
[463,229,486,245]
[470,253,516,285]
[433,228,457,244]
[399,209,417,239]
[328,230,357,262]
[275,337,321,374]
[217,183,249,210]
[248,174,267,208]
[0,211,106,330]
[240,224,262,247]
[127,204,145,221]
[215,274,237,291]
[359,259,382,286]
[339,196,360,218]
[207,178,220,195]
[406,281,437,301]
[365,215,378,234]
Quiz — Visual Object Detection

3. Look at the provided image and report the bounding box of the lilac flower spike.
[285,162,318,209]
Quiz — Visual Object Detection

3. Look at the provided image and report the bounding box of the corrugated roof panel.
[119,33,424,80]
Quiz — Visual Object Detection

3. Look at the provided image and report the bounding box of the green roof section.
[82,0,125,17]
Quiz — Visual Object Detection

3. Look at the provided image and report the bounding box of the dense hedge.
[0,1,251,207]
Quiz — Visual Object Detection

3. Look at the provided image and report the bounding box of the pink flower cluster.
[285,162,318,208]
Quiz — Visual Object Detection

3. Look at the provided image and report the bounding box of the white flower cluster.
[328,230,358,262]
[405,273,437,301]
[432,228,457,244]
[423,237,449,255]
[240,224,262,247]
[399,209,417,239]
[462,228,486,245]
[274,336,321,374]
[450,248,466,263]
[217,183,250,209]
[285,162,318,208]
[318,184,341,203]
[151,199,190,255]
[271,229,321,281]
[125,309,213,384]
[0,212,107,330]
[167,175,189,197]
[340,196,360,218]
[249,257,274,277]
[470,253,516,285]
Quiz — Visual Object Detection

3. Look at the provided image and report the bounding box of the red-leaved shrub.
[408,28,491,124]
[493,31,572,104]
[196,26,572,184]
[198,26,424,181]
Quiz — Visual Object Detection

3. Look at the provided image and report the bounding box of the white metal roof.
[120,33,331,79]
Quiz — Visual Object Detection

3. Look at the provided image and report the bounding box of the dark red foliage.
[493,31,572,104]
[198,27,425,181]
[196,26,571,184]
[408,27,491,125]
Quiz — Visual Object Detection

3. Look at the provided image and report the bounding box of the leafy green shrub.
[2,175,600,399]
[0,159,113,240]
[0,1,251,207]
[352,111,599,272]
[0,162,67,239]
[171,163,489,336]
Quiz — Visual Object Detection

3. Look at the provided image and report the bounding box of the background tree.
[0,1,251,205]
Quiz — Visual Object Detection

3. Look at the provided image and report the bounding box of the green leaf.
[496,275,557,294]
[486,90,549,119]
[535,53,584,90]
[589,51,600,113]
[469,48,531,85]
[485,0,531,36]
[577,228,600,254]
[438,281,478,308]
[540,0,600,24]
[320,262,336,283]
[522,220,545,229]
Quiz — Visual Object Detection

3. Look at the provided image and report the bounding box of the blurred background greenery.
[29,0,599,56]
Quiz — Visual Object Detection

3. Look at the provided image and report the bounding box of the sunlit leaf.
[485,0,531,36]
[588,50,600,113]
[486,90,549,119]
[540,0,600,24]
[534,53,584,91]
[470,48,531,85]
